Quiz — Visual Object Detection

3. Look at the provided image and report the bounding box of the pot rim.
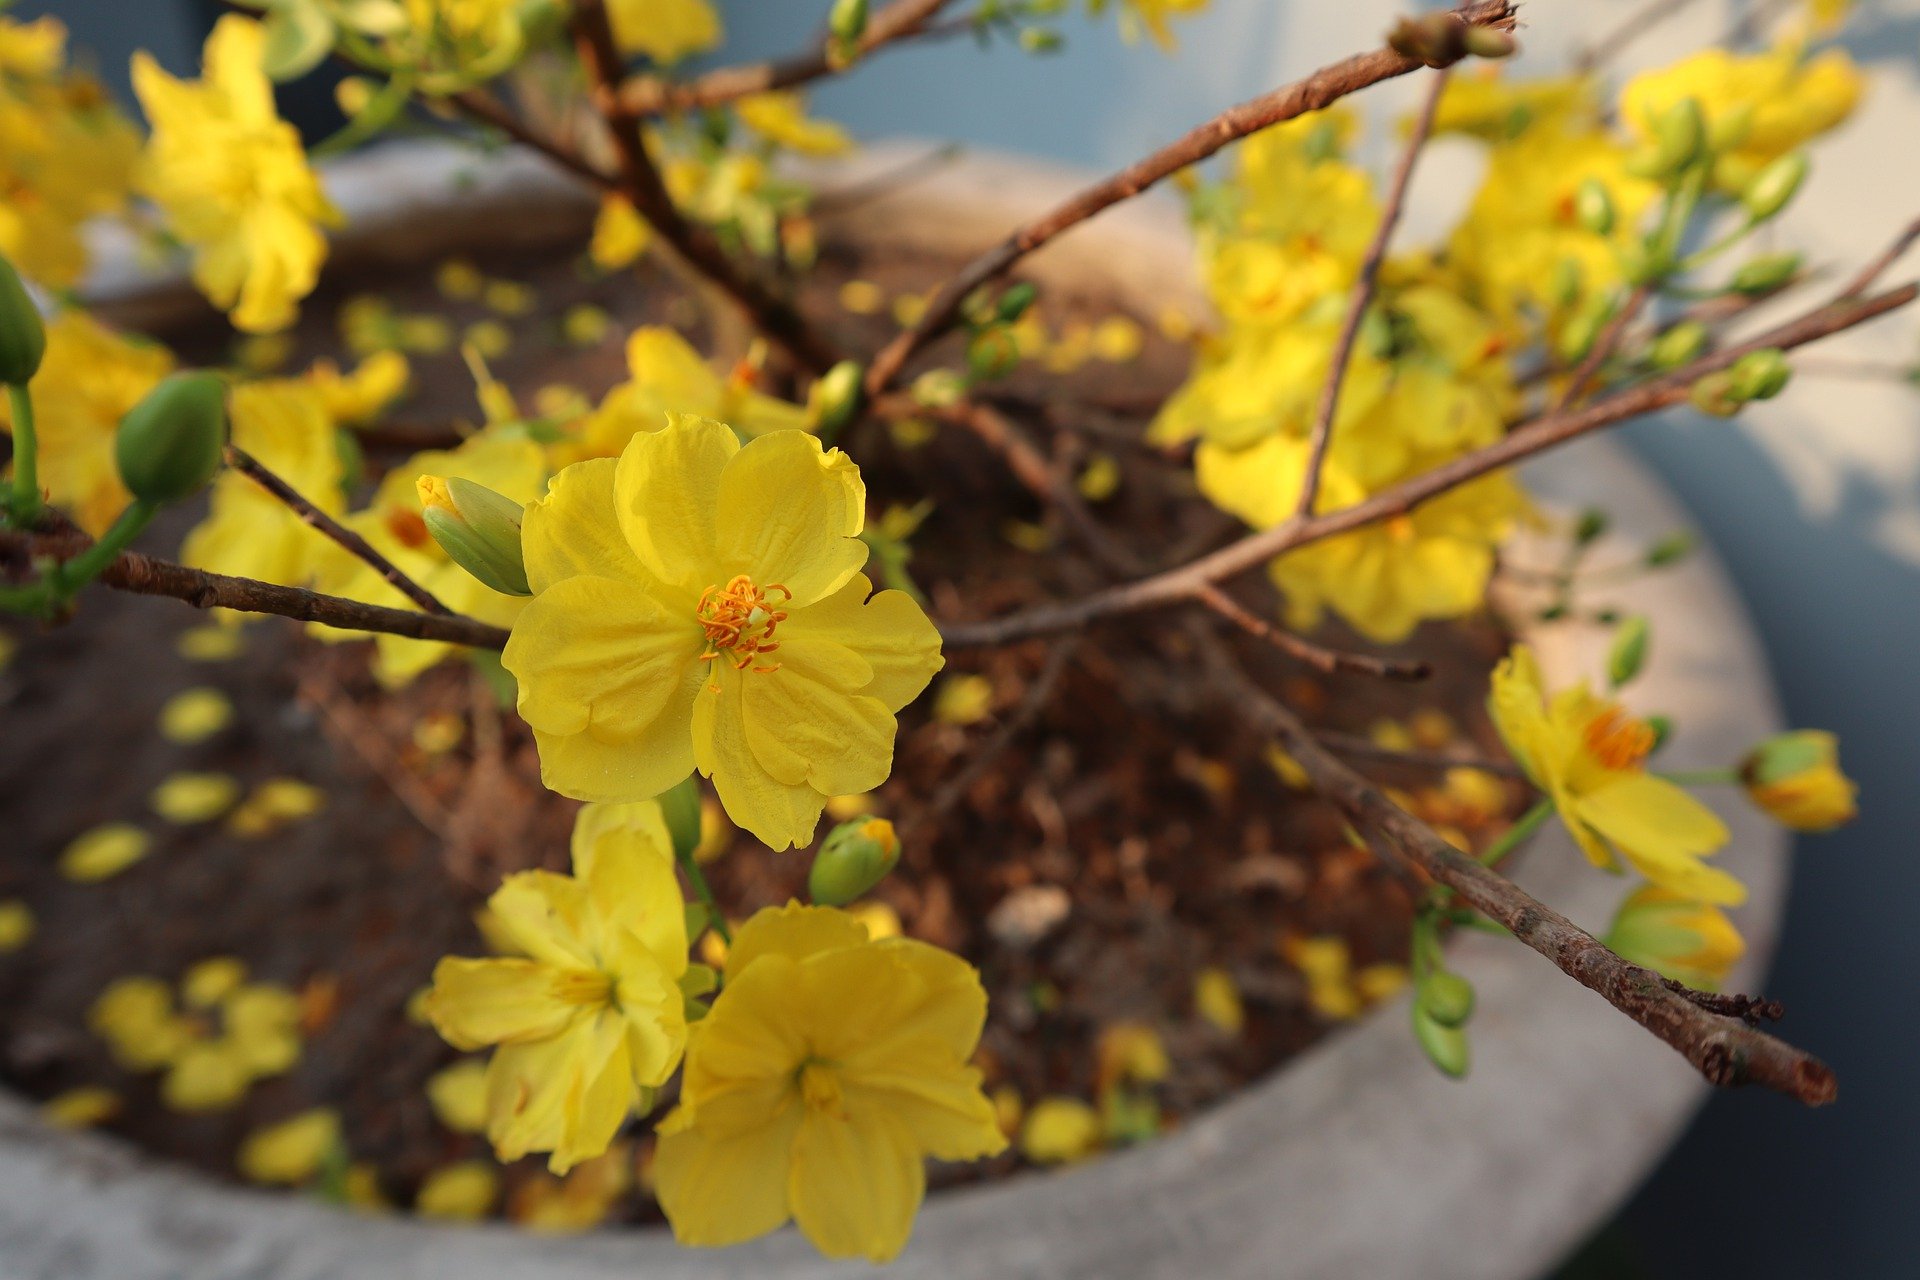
[3,139,1791,1280]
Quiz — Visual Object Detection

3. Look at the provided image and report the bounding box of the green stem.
[53,500,157,592]
[1477,797,1556,868]
[1658,768,1738,787]
[7,381,39,522]
[675,844,732,945]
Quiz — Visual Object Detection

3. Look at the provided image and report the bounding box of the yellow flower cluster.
[0,15,139,289]
[89,959,302,1111]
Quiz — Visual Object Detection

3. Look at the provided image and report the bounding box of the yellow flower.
[653,903,1005,1262]
[507,1145,634,1233]
[159,687,233,744]
[1433,69,1599,142]
[1193,966,1244,1036]
[59,822,152,882]
[608,0,723,63]
[224,777,327,837]
[1490,645,1741,904]
[426,1058,491,1134]
[736,92,853,157]
[589,196,651,271]
[0,16,140,288]
[561,328,809,464]
[131,17,340,333]
[1104,0,1211,50]
[0,898,33,952]
[1,312,172,536]
[89,967,302,1111]
[151,772,241,823]
[1619,42,1864,189]
[1019,1096,1103,1164]
[311,428,545,685]
[425,799,690,1173]
[377,0,526,92]
[416,1161,500,1220]
[182,377,345,592]
[1604,885,1745,991]
[237,1109,341,1185]
[308,351,411,426]
[505,416,943,849]
[41,1086,121,1129]
[1740,729,1857,832]
[932,673,993,726]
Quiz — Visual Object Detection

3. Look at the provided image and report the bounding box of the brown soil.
[0,222,1525,1218]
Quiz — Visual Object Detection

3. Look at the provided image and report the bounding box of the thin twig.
[1199,634,1836,1106]
[225,445,451,616]
[571,0,842,374]
[1314,730,1528,780]
[939,281,1917,649]
[1555,284,1652,413]
[1836,215,1920,298]
[446,87,617,191]
[1296,66,1449,519]
[1195,583,1430,681]
[861,0,1518,397]
[618,0,963,116]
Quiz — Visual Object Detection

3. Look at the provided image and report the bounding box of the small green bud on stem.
[1742,153,1808,224]
[0,253,45,387]
[1729,252,1802,296]
[116,373,228,505]
[418,474,531,595]
[809,360,866,444]
[808,816,901,906]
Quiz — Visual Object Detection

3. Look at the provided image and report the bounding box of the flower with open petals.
[1489,645,1741,904]
[653,903,1005,1262]
[425,800,689,1173]
[504,415,943,849]
[131,17,339,332]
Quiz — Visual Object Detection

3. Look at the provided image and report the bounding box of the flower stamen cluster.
[695,574,791,672]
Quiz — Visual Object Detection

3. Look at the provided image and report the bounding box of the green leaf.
[260,0,337,83]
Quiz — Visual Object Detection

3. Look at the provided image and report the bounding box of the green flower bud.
[658,775,704,862]
[829,0,869,43]
[1619,239,1670,286]
[1742,153,1809,223]
[1607,614,1650,688]
[1687,370,1744,417]
[1555,291,1617,364]
[1644,714,1674,754]
[808,359,865,440]
[1018,27,1063,54]
[0,253,46,386]
[1546,258,1583,311]
[1651,98,1706,177]
[1729,252,1802,296]
[996,281,1038,324]
[1574,507,1609,546]
[1740,730,1858,832]
[1648,321,1709,371]
[807,816,900,906]
[1461,25,1516,59]
[966,325,1020,382]
[1573,178,1615,236]
[1412,1002,1470,1079]
[1729,348,1791,401]
[115,373,227,505]
[1417,970,1475,1028]
[1644,531,1693,567]
[1706,102,1755,155]
[418,474,530,595]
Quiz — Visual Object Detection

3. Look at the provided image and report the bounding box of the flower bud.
[1742,153,1808,223]
[1018,27,1063,54]
[1604,885,1744,991]
[1555,291,1617,364]
[1687,370,1744,417]
[1461,25,1516,59]
[1729,252,1801,296]
[1607,614,1650,687]
[1387,14,1468,68]
[1729,348,1791,401]
[829,0,868,44]
[1416,969,1475,1029]
[115,373,227,505]
[417,474,530,595]
[1573,178,1614,237]
[996,281,1038,324]
[1740,730,1857,832]
[807,816,900,906]
[1411,1002,1469,1078]
[0,253,46,386]
[966,325,1020,382]
[1650,98,1706,177]
[807,359,865,439]
[1648,321,1709,371]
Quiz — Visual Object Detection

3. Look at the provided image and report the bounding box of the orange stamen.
[1584,706,1656,772]
[696,575,791,673]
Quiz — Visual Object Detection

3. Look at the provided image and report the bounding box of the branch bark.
[861,0,1518,397]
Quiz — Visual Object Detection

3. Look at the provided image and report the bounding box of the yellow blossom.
[933,673,993,726]
[1490,645,1741,904]
[416,1161,500,1220]
[562,328,809,463]
[1,311,173,537]
[0,898,32,951]
[1104,0,1211,50]
[508,1145,634,1233]
[425,799,690,1173]
[90,968,301,1110]
[59,822,152,882]
[1433,69,1599,142]
[608,0,723,63]
[653,903,1005,1262]
[505,417,943,849]
[1095,1021,1170,1090]
[1619,42,1864,189]
[1740,729,1857,832]
[1019,1096,1103,1164]
[311,428,545,685]
[1194,966,1244,1036]
[151,772,241,823]
[237,1109,341,1185]
[308,352,411,426]
[159,687,233,744]
[1604,884,1745,991]
[426,1059,490,1134]
[225,777,327,837]
[42,1086,121,1129]
[131,17,339,332]
[736,92,853,157]
[1285,935,1363,1021]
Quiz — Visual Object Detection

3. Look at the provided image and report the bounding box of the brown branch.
[224,445,451,616]
[940,281,1917,649]
[1200,636,1836,1106]
[570,0,842,374]
[861,0,1519,397]
[0,526,512,649]
[619,0,963,117]
[1296,66,1449,519]
[1194,583,1430,681]
[1555,284,1652,413]
[445,88,617,192]
[1314,730,1528,780]
[1836,214,1920,299]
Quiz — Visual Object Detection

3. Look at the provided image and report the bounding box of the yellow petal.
[1574,774,1744,905]
[237,1108,340,1185]
[692,667,827,851]
[426,957,585,1051]
[59,823,152,882]
[788,1109,925,1263]
[713,430,867,606]
[653,1102,802,1249]
[724,902,871,981]
[415,1160,500,1220]
[613,415,735,589]
[785,575,944,712]
[521,458,656,594]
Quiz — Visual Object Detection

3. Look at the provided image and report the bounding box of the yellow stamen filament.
[1584,706,1656,772]
[696,575,792,673]
[551,969,613,1008]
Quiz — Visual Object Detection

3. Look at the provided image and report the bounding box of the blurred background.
[23,0,1920,1273]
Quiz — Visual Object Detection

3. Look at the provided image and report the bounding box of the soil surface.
[0,218,1526,1221]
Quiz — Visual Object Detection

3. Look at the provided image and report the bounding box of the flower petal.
[426,957,582,1051]
[788,1109,925,1263]
[713,430,867,606]
[614,414,735,589]
[743,666,897,800]
[785,575,944,712]
[724,902,872,981]
[692,667,825,850]
[1574,774,1744,905]
[654,1102,802,1249]
[522,458,655,594]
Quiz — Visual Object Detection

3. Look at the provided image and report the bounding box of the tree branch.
[861,0,1518,397]
[1199,634,1837,1106]
[224,445,451,616]
[1296,65,1449,519]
